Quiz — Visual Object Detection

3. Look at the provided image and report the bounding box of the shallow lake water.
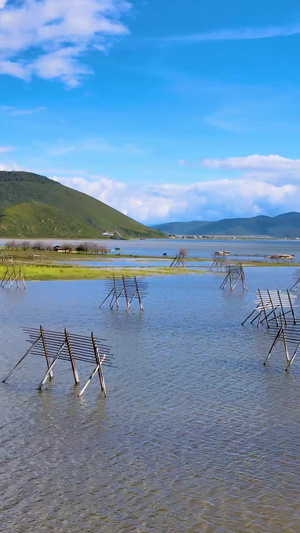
[1,266,300,532]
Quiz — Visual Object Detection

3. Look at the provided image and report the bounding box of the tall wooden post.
[65,328,80,385]
[258,289,269,327]
[37,341,66,391]
[287,290,296,324]
[263,326,283,365]
[267,289,279,326]
[113,276,120,308]
[134,276,144,311]
[0,266,8,286]
[122,275,130,310]
[40,325,53,380]
[91,331,106,396]
[277,290,286,324]
[282,325,290,366]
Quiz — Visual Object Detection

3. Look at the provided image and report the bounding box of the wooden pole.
[258,289,269,327]
[134,276,144,311]
[78,365,100,397]
[91,331,106,395]
[267,289,279,326]
[286,341,300,370]
[231,270,240,290]
[2,334,42,382]
[282,325,290,367]
[0,266,8,286]
[113,276,120,308]
[99,287,114,308]
[37,341,66,390]
[65,328,80,385]
[241,267,247,290]
[220,270,230,289]
[277,290,286,324]
[287,290,296,324]
[40,325,54,380]
[264,326,283,365]
[242,304,260,325]
[122,275,130,310]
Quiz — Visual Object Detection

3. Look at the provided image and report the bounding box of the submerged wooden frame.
[290,271,300,292]
[99,275,148,311]
[242,289,297,328]
[2,326,113,397]
[264,318,300,371]
[169,254,185,268]
[220,264,248,291]
[210,255,229,272]
[0,265,26,290]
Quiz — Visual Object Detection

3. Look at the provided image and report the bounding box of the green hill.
[0,171,164,239]
[153,213,300,238]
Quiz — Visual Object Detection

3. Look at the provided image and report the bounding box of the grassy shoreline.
[0,264,202,281]
[0,248,298,281]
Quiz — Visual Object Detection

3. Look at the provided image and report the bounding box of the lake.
[1,256,300,531]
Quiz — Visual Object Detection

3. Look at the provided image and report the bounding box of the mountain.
[0,171,164,239]
[153,213,300,238]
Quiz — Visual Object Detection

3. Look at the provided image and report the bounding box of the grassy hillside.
[154,212,300,238]
[0,171,164,239]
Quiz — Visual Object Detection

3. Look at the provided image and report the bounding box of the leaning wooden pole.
[91,332,106,396]
[2,334,42,383]
[37,341,66,391]
[287,289,296,324]
[263,326,283,366]
[277,290,287,325]
[258,289,269,327]
[267,289,279,326]
[40,325,54,380]
[286,341,300,371]
[122,275,130,310]
[134,276,144,311]
[65,328,80,385]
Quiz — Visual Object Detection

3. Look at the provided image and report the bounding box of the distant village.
[167,234,298,240]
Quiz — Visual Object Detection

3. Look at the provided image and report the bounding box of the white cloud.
[164,24,300,44]
[51,168,300,223]
[48,138,143,156]
[202,154,300,184]
[0,146,14,153]
[0,160,22,171]
[0,0,131,86]
[3,152,300,223]
[203,154,300,172]
[0,105,46,116]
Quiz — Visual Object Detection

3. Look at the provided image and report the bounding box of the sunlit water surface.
[1,266,300,532]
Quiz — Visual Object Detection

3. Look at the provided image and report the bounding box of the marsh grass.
[0,264,200,281]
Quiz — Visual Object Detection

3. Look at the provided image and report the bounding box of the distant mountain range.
[0,171,164,239]
[153,213,300,238]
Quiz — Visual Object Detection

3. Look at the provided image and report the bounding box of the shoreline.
[0,261,297,282]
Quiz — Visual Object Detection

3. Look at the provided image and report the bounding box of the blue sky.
[0,0,300,223]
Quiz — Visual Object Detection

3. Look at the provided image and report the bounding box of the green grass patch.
[0,264,204,281]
